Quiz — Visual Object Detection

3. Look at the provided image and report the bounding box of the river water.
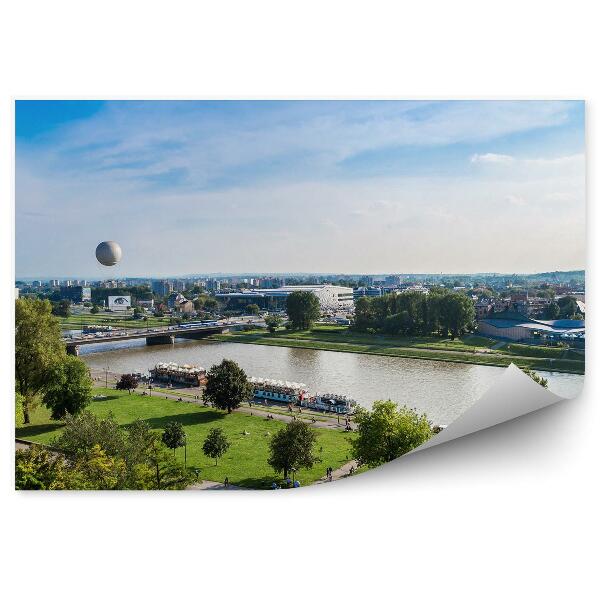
[80,338,584,426]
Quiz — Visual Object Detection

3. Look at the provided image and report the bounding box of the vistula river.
[80,338,584,426]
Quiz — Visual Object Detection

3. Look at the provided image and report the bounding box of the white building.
[263,284,354,311]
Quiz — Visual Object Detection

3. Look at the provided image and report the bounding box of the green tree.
[557,296,580,319]
[264,314,282,333]
[203,297,219,312]
[15,445,70,490]
[42,355,93,419]
[439,293,475,339]
[204,359,253,413]
[51,299,71,317]
[53,412,191,489]
[246,303,260,315]
[286,291,320,330]
[544,302,560,320]
[15,393,25,426]
[268,420,319,480]
[90,304,100,314]
[116,373,139,394]
[202,427,231,465]
[350,400,434,467]
[15,298,66,423]
[162,421,186,456]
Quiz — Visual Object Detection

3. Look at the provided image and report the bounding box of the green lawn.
[210,325,584,374]
[16,388,355,489]
[59,313,171,330]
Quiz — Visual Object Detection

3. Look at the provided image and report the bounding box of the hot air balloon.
[95,241,122,267]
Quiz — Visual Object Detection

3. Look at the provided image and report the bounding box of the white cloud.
[470,153,514,164]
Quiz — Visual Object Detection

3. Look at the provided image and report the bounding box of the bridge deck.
[63,324,228,347]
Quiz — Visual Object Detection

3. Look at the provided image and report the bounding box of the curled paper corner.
[411,364,565,453]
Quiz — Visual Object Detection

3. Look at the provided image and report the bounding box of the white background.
[0,2,597,599]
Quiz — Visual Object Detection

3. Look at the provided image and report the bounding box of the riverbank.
[16,387,357,489]
[209,325,585,375]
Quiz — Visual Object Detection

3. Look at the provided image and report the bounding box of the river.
[80,338,584,426]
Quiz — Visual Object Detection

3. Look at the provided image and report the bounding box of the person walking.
[224,477,229,489]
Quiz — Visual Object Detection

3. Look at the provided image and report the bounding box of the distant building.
[167,292,194,313]
[478,312,585,345]
[137,299,155,309]
[217,284,353,311]
[60,285,91,303]
[152,280,173,297]
[353,286,383,300]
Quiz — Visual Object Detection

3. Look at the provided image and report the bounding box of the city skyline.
[16,100,585,277]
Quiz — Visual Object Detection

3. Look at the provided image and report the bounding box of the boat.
[300,393,355,415]
[249,376,355,414]
[150,362,207,387]
[249,377,309,404]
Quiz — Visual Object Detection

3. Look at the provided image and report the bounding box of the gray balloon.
[95,241,122,266]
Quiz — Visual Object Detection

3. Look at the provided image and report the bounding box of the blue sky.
[15,100,585,277]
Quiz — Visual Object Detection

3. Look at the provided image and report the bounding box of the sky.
[15,100,585,278]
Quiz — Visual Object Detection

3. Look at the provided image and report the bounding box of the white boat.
[249,377,308,404]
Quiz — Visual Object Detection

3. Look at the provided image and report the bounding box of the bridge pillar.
[146,335,175,346]
[66,345,80,356]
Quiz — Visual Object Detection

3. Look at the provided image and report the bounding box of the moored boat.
[300,393,355,414]
[249,377,309,404]
[150,362,206,387]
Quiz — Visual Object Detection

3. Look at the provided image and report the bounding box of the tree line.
[354,289,476,339]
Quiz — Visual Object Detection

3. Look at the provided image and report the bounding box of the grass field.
[59,312,171,330]
[16,388,356,489]
[211,325,585,374]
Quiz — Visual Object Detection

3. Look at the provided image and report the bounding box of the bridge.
[63,323,230,356]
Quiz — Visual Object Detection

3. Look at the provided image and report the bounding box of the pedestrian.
[224,477,229,489]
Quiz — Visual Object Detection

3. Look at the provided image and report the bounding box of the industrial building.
[478,312,585,345]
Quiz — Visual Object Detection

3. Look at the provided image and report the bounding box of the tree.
[544,302,560,320]
[204,359,253,413]
[439,293,475,339]
[53,412,192,489]
[15,445,70,490]
[203,297,219,312]
[268,420,319,480]
[51,299,71,318]
[202,427,231,465]
[521,368,548,388]
[286,291,320,330]
[350,400,434,467]
[264,314,282,333]
[162,421,186,456]
[246,303,260,315]
[557,296,580,319]
[90,304,100,314]
[15,298,66,423]
[116,373,139,394]
[42,355,93,419]
[56,412,127,458]
[16,393,25,426]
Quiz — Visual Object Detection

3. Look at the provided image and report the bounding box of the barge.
[150,362,207,387]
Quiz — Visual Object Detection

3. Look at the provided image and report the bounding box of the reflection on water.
[80,338,584,426]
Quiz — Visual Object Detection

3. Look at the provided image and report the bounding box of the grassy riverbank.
[59,313,171,330]
[210,325,585,374]
[16,388,355,489]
